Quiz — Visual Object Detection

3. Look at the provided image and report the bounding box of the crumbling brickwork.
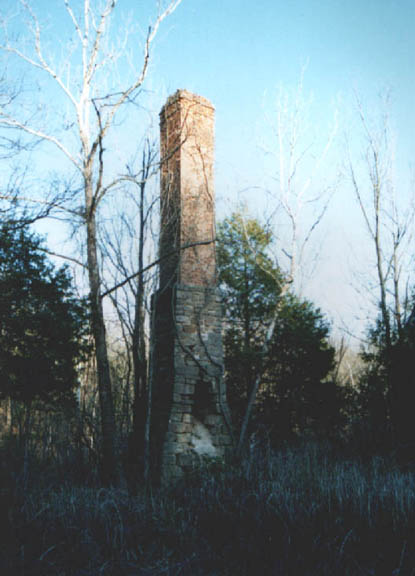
[151,90,232,483]
[159,90,216,288]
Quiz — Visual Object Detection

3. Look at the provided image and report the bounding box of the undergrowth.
[1,442,415,575]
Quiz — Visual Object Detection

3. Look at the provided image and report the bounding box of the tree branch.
[101,239,214,298]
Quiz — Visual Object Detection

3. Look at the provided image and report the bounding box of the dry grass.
[1,442,415,575]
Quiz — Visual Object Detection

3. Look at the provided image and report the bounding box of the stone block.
[176,452,196,468]
[169,413,183,423]
[204,414,221,427]
[218,435,233,446]
[169,421,192,436]
[180,383,194,395]
[152,91,232,483]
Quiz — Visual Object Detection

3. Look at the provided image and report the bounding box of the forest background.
[1,1,415,574]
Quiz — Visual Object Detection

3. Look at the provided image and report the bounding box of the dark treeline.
[1,1,414,572]
[1,210,415,574]
[217,212,415,458]
[2,212,415,490]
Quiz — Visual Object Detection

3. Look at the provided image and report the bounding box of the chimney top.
[160,89,214,117]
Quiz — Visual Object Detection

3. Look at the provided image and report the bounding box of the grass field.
[2,442,415,575]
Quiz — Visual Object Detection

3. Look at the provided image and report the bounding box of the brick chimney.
[150,90,233,483]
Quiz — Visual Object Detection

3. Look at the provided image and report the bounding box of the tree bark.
[132,164,148,439]
[86,182,118,485]
[23,399,32,491]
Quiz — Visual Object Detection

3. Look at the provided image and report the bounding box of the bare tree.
[347,92,414,430]
[348,93,414,340]
[262,73,338,291]
[0,0,183,484]
[99,137,159,489]
[237,77,338,455]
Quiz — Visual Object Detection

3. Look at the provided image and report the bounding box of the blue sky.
[2,0,414,342]
[151,0,414,180]
[154,0,414,340]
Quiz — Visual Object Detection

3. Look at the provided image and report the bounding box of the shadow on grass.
[1,441,415,575]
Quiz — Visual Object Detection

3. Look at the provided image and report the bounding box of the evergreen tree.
[390,303,415,451]
[0,224,88,407]
[217,213,283,422]
[359,299,415,453]
[259,294,335,442]
[217,213,336,442]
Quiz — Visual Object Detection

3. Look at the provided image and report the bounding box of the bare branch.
[37,246,86,269]
[0,116,81,170]
[64,0,83,42]
[2,3,77,107]
[97,0,183,139]
[102,239,215,299]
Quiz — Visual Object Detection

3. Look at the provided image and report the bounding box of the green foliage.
[217,212,336,441]
[217,212,283,324]
[268,294,334,387]
[259,294,336,440]
[0,224,89,406]
[390,306,415,445]
[217,213,282,418]
[357,299,415,452]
